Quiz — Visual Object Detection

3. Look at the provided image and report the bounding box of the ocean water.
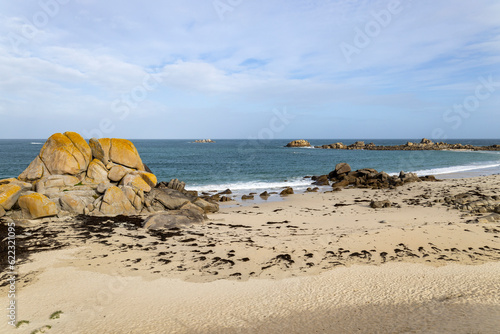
[1,139,499,195]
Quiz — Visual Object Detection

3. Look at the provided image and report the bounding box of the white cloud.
[0,0,499,138]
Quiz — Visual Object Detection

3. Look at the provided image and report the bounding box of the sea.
[1,139,500,196]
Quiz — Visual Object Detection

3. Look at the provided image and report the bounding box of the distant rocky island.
[285,139,311,147]
[285,138,500,151]
[194,139,215,143]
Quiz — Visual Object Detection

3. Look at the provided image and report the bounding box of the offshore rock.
[285,140,311,147]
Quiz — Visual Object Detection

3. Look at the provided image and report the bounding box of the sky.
[0,0,499,139]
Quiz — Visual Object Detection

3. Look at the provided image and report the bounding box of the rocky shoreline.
[0,132,219,231]
[285,138,500,151]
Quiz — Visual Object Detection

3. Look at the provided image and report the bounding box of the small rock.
[280,187,294,196]
[370,200,392,209]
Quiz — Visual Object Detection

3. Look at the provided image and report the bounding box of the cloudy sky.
[1,0,499,139]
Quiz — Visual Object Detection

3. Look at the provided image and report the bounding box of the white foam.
[30,142,43,145]
[186,177,313,194]
[411,162,500,176]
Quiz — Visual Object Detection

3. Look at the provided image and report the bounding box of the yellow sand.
[2,175,500,333]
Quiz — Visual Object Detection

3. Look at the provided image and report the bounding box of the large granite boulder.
[110,138,144,170]
[285,140,311,147]
[59,194,87,215]
[147,188,192,210]
[99,186,136,215]
[89,138,110,165]
[18,193,59,219]
[108,165,134,182]
[0,178,33,191]
[19,132,91,180]
[18,156,49,181]
[328,162,351,179]
[120,171,157,193]
[35,175,81,194]
[194,198,219,213]
[143,210,205,230]
[89,137,144,170]
[0,184,23,210]
[86,159,109,184]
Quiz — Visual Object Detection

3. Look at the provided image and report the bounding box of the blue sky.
[0,0,499,139]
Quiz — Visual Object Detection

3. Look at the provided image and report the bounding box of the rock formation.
[0,132,219,222]
[285,140,311,147]
[318,162,436,191]
[314,139,500,151]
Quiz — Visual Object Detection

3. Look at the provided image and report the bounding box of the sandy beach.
[2,175,500,333]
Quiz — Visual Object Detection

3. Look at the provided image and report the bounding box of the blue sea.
[1,139,500,195]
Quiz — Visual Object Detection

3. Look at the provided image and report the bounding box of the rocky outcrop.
[18,193,59,219]
[1,132,218,221]
[317,142,346,149]
[19,132,91,180]
[315,139,500,151]
[157,179,186,192]
[285,140,311,148]
[318,162,436,191]
[312,175,329,186]
[148,188,187,210]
